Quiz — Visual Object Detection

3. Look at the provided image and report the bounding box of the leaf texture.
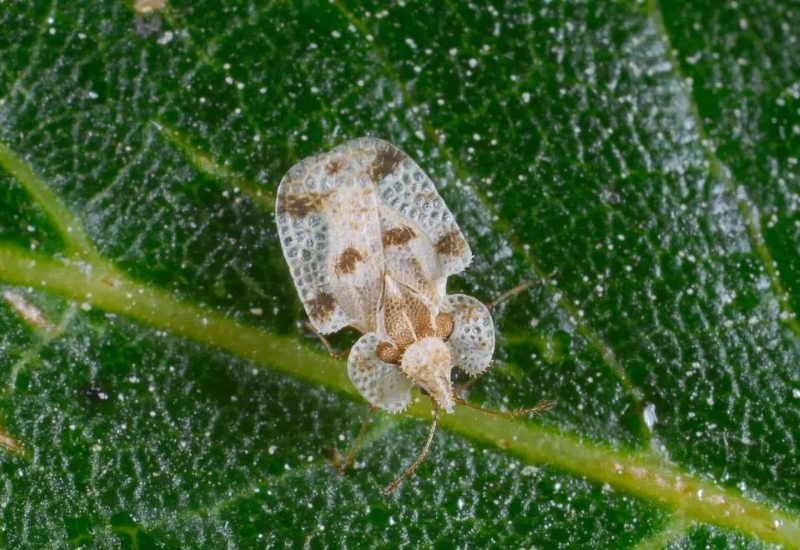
[0,0,799,547]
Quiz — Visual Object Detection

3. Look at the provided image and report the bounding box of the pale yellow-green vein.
[0,244,799,548]
[647,0,800,340]
[150,121,274,208]
[0,246,352,395]
[0,139,97,260]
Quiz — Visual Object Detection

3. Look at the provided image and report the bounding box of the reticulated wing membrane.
[377,205,443,303]
[348,333,413,413]
[336,138,473,302]
[442,294,495,376]
[276,148,383,334]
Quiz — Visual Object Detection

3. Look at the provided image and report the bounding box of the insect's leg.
[453,374,482,397]
[303,321,350,360]
[455,395,556,419]
[486,281,540,312]
[340,405,378,473]
[383,401,440,495]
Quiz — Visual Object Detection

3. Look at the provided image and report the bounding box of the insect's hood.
[400,337,454,413]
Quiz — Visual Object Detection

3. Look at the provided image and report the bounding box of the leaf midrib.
[3,244,800,546]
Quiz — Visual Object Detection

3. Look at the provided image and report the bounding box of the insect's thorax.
[375,276,457,412]
[376,276,454,364]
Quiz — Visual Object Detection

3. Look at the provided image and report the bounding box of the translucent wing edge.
[365,138,473,277]
[442,294,495,376]
[348,333,413,413]
[275,156,352,334]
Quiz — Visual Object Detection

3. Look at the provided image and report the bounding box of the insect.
[275,137,553,493]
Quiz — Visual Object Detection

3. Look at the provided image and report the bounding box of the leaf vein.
[0,0,57,108]
[0,245,798,546]
[0,138,98,260]
[151,121,274,208]
[647,0,800,340]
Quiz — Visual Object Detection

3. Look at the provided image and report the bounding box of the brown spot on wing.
[435,231,467,257]
[382,225,416,247]
[335,247,364,276]
[280,191,328,218]
[368,145,406,183]
[308,292,337,323]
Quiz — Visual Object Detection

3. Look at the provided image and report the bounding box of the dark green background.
[0,0,799,547]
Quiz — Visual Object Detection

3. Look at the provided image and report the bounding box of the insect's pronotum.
[276,138,553,493]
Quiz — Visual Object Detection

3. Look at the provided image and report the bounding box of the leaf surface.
[0,0,799,547]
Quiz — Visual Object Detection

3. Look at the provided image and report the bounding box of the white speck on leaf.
[644,403,657,432]
[157,31,173,45]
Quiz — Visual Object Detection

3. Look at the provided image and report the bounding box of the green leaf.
[1,0,799,547]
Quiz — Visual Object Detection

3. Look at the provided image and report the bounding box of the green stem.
[434,401,800,547]
[0,246,351,394]
[1,244,798,548]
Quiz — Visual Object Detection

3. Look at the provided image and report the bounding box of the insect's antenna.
[383,401,440,495]
[340,405,378,473]
[486,281,539,312]
[487,268,561,312]
[454,395,556,419]
[453,374,481,398]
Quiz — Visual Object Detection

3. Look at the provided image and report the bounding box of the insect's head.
[399,337,454,413]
